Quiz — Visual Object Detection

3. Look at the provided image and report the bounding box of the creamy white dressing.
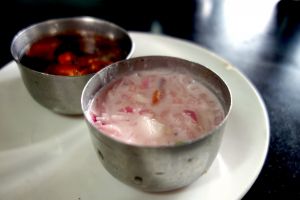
[88,69,225,146]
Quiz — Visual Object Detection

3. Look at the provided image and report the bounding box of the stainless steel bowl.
[81,56,232,192]
[11,16,134,115]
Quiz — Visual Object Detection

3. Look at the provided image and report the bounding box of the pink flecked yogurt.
[88,69,225,146]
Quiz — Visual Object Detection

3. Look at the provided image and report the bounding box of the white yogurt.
[88,69,224,146]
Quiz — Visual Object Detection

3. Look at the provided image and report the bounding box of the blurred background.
[1,0,299,199]
[1,0,197,66]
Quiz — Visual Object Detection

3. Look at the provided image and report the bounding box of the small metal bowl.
[81,56,232,192]
[10,16,134,115]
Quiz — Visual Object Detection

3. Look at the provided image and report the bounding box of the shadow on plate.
[0,75,85,152]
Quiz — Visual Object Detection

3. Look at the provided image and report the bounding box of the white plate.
[0,32,269,200]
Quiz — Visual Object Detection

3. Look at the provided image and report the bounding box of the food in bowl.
[10,16,133,114]
[88,68,225,146]
[82,56,232,192]
[20,31,127,76]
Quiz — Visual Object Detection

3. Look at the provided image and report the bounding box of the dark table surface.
[1,0,299,199]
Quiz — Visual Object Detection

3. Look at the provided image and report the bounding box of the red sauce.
[20,31,127,76]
